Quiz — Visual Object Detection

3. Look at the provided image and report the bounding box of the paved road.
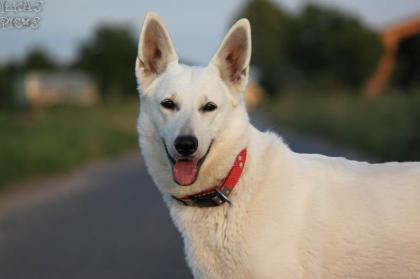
[0,113,371,279]
[0,153,191,279]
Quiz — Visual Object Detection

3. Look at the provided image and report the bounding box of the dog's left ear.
[136,12,178,94]
[210,19,251,98]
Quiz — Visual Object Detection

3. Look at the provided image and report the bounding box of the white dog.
[135,12,420,279]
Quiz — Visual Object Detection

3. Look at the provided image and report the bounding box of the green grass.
[0,99,139,187]
[268,91,420,161]
[2,92,418,187]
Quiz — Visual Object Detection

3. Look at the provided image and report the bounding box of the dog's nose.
[174,135,198,156]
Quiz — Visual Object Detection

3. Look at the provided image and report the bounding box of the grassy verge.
[0,99,139,187]
[267,92,420,161]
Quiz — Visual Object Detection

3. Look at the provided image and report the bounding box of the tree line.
[0,0,385,108]
[236,0,383,94]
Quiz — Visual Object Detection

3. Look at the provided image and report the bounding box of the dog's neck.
[161,123,255,279]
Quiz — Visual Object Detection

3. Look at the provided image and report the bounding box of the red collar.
[172,149,247,207]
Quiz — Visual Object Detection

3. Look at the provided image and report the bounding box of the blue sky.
[0,0,419,65]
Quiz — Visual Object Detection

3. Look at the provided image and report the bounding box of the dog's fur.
[135,13,420,279]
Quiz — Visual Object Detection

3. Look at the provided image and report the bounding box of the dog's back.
[245,127,420,278]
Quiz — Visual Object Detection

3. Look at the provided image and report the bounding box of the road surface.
[0,113,370,279]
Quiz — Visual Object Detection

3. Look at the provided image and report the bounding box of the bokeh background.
[0,0,419,278]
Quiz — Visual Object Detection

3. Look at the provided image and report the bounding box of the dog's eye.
[160,99,177,110]
[201,102,218,113]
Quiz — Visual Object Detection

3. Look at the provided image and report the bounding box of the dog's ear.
[136,12,178,93]
[210,19,251,98]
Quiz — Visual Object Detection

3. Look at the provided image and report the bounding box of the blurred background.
[0,0,419,278]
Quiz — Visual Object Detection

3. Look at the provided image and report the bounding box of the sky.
[0,0,419,65]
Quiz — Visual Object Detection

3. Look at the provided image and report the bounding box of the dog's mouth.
[162,139,213,186]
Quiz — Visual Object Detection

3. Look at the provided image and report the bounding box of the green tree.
[0,63,21,108]
[22,48,57,71]
[0,48,55,107]
[235,1,383,93]
[235,0,292,93]
[288,4,383,89]
[74,25,138,99]
[0,65,7,107]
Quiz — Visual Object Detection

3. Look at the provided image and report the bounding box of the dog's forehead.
[156,64,225,101]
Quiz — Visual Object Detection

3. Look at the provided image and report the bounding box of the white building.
[17,71,99,107]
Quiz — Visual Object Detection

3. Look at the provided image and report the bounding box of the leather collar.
[172,149,247,207]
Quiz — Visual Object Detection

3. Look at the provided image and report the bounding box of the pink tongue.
[173,160,198,186]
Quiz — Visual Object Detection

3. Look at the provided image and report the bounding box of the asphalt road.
[0,113,370,279]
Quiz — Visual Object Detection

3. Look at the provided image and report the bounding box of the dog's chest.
[174,206,252,278]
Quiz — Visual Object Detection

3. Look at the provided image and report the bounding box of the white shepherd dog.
[135,12,420,279]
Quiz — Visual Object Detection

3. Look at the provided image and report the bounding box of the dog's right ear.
[136,12,178,94]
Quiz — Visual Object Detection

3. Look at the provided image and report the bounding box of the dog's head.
[136,13,251,190]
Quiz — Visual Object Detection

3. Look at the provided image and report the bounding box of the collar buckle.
[215,187,232,206]
[172,187,232,207]
[189,187,231,207]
